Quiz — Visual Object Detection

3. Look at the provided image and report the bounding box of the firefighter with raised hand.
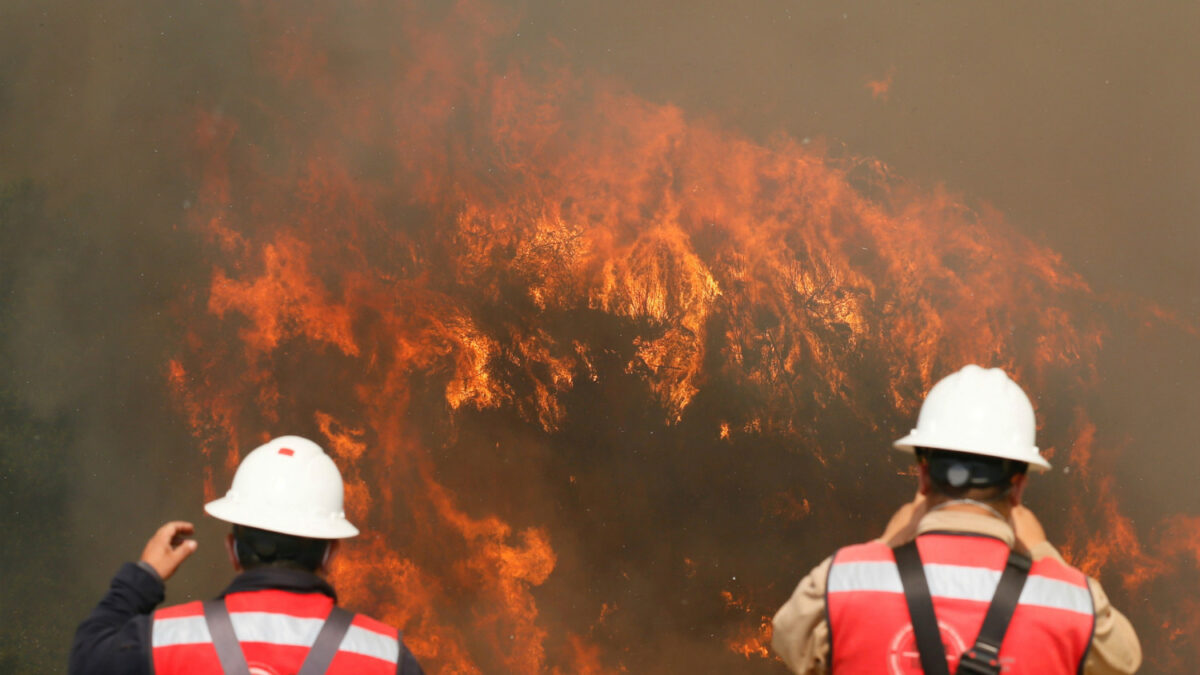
[70,435,424,674]
[771,365,1141,674]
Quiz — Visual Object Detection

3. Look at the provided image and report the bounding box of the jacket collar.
[916,508,1016,548]
[218,567,338,602]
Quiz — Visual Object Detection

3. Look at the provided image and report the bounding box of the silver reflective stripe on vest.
[153,616,212,646]
[1020,575,1094,616]
[153,612,400,662]
[828,561,904,594]
[232,612,326,646]
[828,561,1092,615]
[341,625,401,662]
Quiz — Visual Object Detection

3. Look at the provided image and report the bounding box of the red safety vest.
[151,589,401,674]
[826,534,1094,674]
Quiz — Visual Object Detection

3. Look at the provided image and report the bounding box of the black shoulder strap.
[893,541,951,675]
[297,607,355,675]
[202,600,251,675]
[956,550,1032,675]
[204,600,354,675]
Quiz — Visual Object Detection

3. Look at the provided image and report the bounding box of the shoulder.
[831,539,894,565]
[152,600,205,621]
[776,539,893,613]
[1029,554,1091,589]
[338,609,408,663]
[148,600,208,654]
[1019,555,1095,623]
[347,611,400,640]
[339,611,425,674]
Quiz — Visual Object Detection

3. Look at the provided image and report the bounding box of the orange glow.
[729,616,774,660]
[723,589,774,660]
[765,492,812,523]
[552,635,613,675]
[866,67,896,101]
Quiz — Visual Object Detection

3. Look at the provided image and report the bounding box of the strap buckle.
[956,642,1002,675]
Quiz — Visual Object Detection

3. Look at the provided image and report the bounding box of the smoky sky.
[1,0,1198,672]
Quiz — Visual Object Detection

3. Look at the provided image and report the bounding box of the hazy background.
[2,0,1197,672]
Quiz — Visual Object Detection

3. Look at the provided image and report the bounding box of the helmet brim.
[893,433,1052,472]
[205,497,360,539]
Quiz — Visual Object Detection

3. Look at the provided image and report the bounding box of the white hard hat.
[204,435,360,539]
[893,365,1051,472]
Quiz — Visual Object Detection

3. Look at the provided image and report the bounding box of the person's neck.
[927,495,1012,522]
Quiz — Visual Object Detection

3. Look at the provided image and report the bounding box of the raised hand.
[139,521,199,581]
[1010,505,1048,555]
[881,493,928,548]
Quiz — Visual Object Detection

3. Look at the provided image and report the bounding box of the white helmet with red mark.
[893,365,1051,471]
[204,435,360,538]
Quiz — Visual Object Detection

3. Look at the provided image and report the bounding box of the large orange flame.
[167,0,1196,671]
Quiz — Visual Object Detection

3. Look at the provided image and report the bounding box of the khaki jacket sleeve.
[771,556,833,675]
[1082,578,1142,675]
[1029,542,1142,675]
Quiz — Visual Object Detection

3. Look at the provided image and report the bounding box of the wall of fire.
[1,1,1197,672]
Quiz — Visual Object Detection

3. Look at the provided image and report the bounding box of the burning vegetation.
[146,1,1198,672]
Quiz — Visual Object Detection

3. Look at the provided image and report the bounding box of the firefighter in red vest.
[771,365,1141,674]
[70,435,424,674]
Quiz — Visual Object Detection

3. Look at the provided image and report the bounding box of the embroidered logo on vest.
[886,620,967,674]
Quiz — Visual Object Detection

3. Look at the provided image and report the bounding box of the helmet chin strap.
[929,497,1006,523]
